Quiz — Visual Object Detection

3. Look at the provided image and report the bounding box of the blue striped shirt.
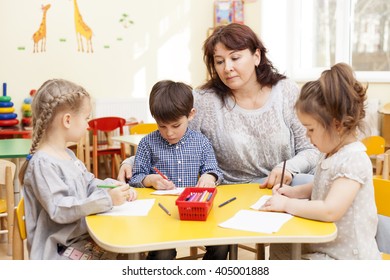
[129,129,223,188]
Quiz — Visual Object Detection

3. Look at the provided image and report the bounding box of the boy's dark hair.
[149,80,193,123]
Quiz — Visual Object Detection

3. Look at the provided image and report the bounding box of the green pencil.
[97,185,117,189]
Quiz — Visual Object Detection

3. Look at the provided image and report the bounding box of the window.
[261,0,390,82]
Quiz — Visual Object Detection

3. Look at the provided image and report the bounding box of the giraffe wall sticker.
[73,0,93,53]
[32,4,51,53]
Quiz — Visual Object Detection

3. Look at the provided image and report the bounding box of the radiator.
[92,97,149,122]
[92,97,150,138]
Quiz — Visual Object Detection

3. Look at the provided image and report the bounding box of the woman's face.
[213,42,260,91]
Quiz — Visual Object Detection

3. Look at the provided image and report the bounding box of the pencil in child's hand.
[279,160,287,189]
[153,167,168,180]
[98,185,117,189]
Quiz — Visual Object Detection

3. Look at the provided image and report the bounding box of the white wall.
[1,0,388,125]
[0,0,217,122]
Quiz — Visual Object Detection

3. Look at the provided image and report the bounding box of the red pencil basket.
[175,187,217,221]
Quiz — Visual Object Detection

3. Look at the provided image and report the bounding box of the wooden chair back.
[75,131,91,172]
[12,197,26,260]
[0,159,16,256]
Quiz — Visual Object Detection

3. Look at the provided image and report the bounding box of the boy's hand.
[143,174,176,190]
[196,173,217,188]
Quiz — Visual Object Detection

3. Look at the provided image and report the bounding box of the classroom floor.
[0,242,267,260]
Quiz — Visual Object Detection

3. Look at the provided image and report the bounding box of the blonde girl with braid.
[19,79,137,260]
[261,63,380,259]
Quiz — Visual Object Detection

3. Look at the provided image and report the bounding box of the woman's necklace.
[235,87,267,109]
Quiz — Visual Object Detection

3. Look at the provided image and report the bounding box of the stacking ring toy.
[0,107,14,113]
[23,97,32,104]
[22,104,31,111]
[22,117,32,125]
[0,96,11,102]
[22,103,31,111]
[23,111,32,117]
[0,119,19,126]
[0,101,13,107]
[0,113,17,120]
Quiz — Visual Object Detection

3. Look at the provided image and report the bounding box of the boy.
[129,80,227,260]
[129,80,223,189]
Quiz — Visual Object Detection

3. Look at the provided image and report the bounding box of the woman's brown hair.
[200,23,286,105]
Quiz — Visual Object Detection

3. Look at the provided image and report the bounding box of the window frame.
[268,0,390,83]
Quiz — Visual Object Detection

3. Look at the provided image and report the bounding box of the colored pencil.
[280,160,287,189]
[153,167,168,180]
[218,197,236,207]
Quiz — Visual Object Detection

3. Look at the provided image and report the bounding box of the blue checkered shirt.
[129,129,223,188]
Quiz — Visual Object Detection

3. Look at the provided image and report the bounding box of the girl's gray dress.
[23,149,118,260]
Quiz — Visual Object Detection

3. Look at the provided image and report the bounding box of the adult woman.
[118,23,318,188]
[190,23,318,187]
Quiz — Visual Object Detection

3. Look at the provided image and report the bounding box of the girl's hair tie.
[26,154,33,161]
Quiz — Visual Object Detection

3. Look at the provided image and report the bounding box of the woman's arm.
[117,156,134,182]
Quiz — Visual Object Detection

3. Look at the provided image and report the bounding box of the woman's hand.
[117,163,133,182]
[259,167,293,189]
[196,174,217,188]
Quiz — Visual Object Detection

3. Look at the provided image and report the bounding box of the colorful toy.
[21,89,36,128]
[0,83,19,127]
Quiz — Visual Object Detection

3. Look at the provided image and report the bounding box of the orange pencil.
[153,167,168,180]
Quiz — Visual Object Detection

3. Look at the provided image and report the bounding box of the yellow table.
[86,184,337,259]
[111,134,146,155]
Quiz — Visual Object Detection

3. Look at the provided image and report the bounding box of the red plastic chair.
[88,117,126,179]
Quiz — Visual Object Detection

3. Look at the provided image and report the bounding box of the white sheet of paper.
[250,195,272,210]
[97,199,155,216]
[151,188,185,196]
[218,209,293,234]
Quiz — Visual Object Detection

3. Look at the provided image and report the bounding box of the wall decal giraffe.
[73,0,93,53]
[32,4,51,53]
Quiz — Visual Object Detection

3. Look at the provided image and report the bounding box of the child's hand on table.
[108,184,137,206]
[143,174,176,190]
[260,192,289,213]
